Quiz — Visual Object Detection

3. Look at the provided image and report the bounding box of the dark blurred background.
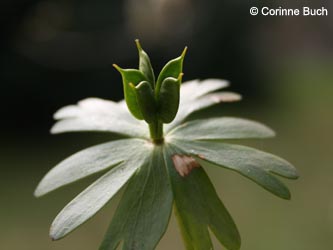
[1,0,332,249]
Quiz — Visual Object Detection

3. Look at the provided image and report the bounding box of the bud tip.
[181,46,188,58]
[135,39,143,51]
[112,64,122,72]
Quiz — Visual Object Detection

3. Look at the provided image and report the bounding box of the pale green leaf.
[54,98,133,122]
[172,140,298,199]
[100,146,172,250]
[164,145,240,250]
[34,139,151,197]
[51,98,148,138]
[50,150,150,240]
[180,79,230,101]
[165,79,241,132]
[168,117,275,140]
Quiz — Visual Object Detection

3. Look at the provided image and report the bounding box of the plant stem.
[149,120,164,144]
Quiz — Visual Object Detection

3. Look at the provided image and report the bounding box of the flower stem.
[149,120,164,144]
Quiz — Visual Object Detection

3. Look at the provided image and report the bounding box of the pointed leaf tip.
[112,64,122,72]
[181,46,188,58]
[178,72,184,82]
[135,39,142,51]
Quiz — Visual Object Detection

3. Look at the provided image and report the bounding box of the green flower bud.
[113,41,187,129]
[157,73,183,123]
[113,65,146,120]
[131,81,156,124]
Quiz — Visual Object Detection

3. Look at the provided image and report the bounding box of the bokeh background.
[1,0,332,249]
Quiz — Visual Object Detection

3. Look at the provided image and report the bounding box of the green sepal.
[113,65,146,120]
[157,74,183,123]
[132,81,157,124]
[135,39,155,87]
[155,47,187,96]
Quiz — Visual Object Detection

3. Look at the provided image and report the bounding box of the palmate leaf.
[172,139,298,199]
[36,73,298,250]
[164,144,241,250]
[100,146,173,250]
[168,117,275,140]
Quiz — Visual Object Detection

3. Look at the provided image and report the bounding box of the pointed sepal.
[155,47,187,96]
[135,39,155,87]
[113,65,146,119]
